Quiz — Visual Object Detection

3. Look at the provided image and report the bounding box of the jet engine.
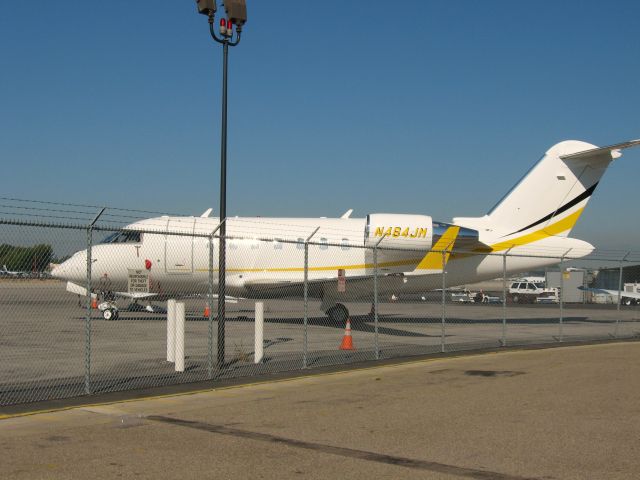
[363,214,482,274]
[365,214,433,251]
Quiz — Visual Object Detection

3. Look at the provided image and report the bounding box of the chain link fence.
[2,199,640,406]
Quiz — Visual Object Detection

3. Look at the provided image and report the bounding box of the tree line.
[0,244,54,272]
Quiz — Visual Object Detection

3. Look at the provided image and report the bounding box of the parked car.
[509,280,558,303]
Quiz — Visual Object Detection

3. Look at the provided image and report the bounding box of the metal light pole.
[197,0,247,366]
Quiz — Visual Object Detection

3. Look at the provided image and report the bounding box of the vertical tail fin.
[455,139,639,238]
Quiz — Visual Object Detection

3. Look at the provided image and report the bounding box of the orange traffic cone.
[339,319,355,350]
[91,297,98,309]
[203,304,211,317]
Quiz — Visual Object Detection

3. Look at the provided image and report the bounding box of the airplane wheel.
[103,308,116,321]
[326,303,349,324]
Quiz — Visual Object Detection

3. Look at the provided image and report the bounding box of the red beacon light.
[227,19,233,34]
[219,18,227,36]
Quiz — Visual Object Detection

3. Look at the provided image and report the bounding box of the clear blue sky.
[1,1,639,250]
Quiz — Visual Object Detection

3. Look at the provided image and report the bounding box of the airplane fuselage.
[53,215,593,305]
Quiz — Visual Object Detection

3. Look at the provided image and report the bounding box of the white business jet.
[52,139,639,321]
[1,264,25,278]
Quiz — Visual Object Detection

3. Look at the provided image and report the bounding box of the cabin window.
[341,238,350,251]
[101,231,141,244]
[319,238,328,250]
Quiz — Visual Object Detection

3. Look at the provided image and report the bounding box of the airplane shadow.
[79,313,617,342]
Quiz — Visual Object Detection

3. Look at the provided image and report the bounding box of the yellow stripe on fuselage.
[488,208,584,253]
[415,226,460,270]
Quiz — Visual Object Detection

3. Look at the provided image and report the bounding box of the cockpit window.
[100,231,142,244]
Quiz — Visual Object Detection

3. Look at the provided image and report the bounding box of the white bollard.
[175,302,185,372]
[254,302,264,364]
[167,299,176,362]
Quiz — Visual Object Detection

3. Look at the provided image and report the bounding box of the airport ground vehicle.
[51,139,640,322]
[622,283,640,305]
[451,290,502,304]
[509,280,558,303]
[450,290,475,303]
[580,282,640,306]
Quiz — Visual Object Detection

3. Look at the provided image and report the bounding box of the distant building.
[546,270,586,303]
[593,265,640,290]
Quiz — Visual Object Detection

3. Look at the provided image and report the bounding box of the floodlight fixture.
[224,0,247,29]
[196,0,217,16]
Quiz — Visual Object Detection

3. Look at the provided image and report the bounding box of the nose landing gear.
[101,306,119,321]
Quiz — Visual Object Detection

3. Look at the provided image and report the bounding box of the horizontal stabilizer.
[561,139,640,161]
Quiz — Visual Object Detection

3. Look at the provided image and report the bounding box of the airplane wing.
[66,281,239,303]
[242,273,377,299]
[578,286,640,300]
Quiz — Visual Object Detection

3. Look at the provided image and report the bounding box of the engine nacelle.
[365,214,433,251]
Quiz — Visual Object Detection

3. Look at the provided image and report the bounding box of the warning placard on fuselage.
[128,269,150,294]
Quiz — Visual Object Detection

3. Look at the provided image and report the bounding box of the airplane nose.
[50,252,88,283]
[50,263,66,280]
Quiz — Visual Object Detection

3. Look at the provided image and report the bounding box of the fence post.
[441,250,447,353]
[501,253,507,347]
[175,302,185,372]
[208,233,214,378]
[373,241,382,360]
[84,225,92,395]
[615,252,630,338]
[167,299,176,362]
[254,302,264,364]
[558,249,571,342]
[303,227,320,368]
[558,255,564,342]
[84,207,105,395]
[207,220,224,377]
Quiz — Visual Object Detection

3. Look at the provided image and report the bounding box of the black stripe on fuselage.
[506,182,599,236]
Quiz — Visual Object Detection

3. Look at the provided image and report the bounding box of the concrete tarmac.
[2,280,640,405]
[1,341,639,479]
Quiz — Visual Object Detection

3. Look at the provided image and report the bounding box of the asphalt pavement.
[1,342,639,479]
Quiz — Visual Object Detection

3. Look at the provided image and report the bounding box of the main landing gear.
[326,303,349,324]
